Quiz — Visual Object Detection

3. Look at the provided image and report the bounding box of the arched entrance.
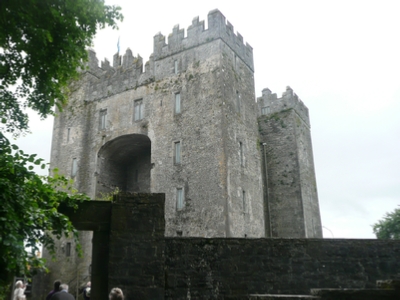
[96,134,151,198]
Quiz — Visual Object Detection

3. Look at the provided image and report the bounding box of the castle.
[40,9,322,297]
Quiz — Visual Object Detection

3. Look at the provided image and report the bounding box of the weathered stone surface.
[311,288,398,300]
[258,87,322,238]
[164,238,400,298]
[108,193,165,299]
[33,194,400,300]
[50,10,265,239]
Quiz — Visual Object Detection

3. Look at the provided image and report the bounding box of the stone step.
[248,294,319,300]
[310,288,398,300]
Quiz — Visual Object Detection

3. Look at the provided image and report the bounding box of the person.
[83,281,91,300]
[12,281,26,300]
[46,279,61,300]
[49,284,74,300]
[109,287,124,300]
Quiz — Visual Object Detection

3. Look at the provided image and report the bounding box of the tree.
[373,207,400,239]
[0,0,122,291]
[0,0,122,134]
[0,135,90,286]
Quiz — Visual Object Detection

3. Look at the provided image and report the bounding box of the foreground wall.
[40,194,400,300]
[164,238,400,298]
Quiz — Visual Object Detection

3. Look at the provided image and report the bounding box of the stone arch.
[96,134,151,198]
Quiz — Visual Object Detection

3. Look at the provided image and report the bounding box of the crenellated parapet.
[81,48,155,102]
[153,9,254,71]
[257,86,310,127]
[79,10,254,102]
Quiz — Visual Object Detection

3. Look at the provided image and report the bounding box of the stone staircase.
[242,279,400,300]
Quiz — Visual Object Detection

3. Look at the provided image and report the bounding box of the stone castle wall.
[258,87,322,238]
[43,9,324,298]
[164,238,400,298]
[51,9,265,240]
[34,194,400,299]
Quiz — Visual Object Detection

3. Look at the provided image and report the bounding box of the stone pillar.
[108,193,165,299]
[91,230,109,299]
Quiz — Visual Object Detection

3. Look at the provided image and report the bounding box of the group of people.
[13,279,124,300]
[45,280,124,300]
[45,281,74,300]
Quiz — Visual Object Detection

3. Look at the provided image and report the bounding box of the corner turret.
[257,86,310,127]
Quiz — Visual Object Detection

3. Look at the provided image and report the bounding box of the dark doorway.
[96,134,151,197]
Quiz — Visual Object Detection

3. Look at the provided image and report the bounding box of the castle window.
[71,158,78,177]
[236,91,241,113]
[234,55,237,70]
[174,141,181,164]
[99,109,107,130]
[65,242,71,257]
[134,99,144,121]
[176,188,184,210]
[175,93,181,114]
[174,60,179,74]
[67,128,70,143]
[134,169,139,183]
[239,142,244,166]
[242,190,247,213]
[261,106,270,115]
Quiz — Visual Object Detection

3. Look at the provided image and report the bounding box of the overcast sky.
[12,0,400,238]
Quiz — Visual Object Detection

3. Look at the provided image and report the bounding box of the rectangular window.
[239,142,244,166]
[242,190,246,213]
[174,60,178,74]
[67,128,70,143]
[134,99,144,121]
[134,169,139,183]
[175,93,181,114]
[176,188,184,210]
[99,109,107,130]
[234,55,237,70]
[71,158,78,177]
[236,91,241,113]
[261,106,270,115]
[66,242,71,257]
[174,141,181,164]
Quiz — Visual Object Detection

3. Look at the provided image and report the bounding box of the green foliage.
[0,132,90,285]
[0,0,123,134]
[373,207,400,239]
[0,0,123,292]
[98,187,120,201]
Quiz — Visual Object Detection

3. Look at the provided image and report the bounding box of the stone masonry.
[32,194,400,300]
[40,9,323,296]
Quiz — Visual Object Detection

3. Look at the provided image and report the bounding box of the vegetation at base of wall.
[0,0,123,294]
[98,187,121,201]
[373,207,400,239]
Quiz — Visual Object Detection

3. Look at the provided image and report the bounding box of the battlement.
[81,47,155,102]
[257,86,310,127]
[153,9,254,71]
[79,10,254,102]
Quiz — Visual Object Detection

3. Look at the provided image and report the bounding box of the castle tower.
[35,10,322,298]
[257,87,323,238]
[41,11,265,295]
